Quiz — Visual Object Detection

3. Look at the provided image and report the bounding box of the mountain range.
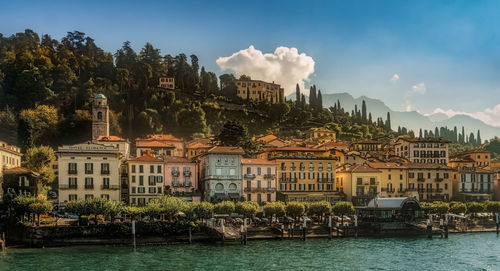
[287,92,500,140]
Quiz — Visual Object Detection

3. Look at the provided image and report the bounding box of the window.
[138,187,145,193]
[101,194,110,200]
[150,165,155,173]
[85,177,94,189]
[158,187,162,194]
[131,165,136,173]
[85,163,93,174]
[139,165,144,173]
[149,187,156,194]
[85,194,94,200]
[69,177,77,188]
[132,187,136,194]
[139,176,144,185]
[69,194,77,201]
[148,176,156,186]
[101,163,110,174]
[267,194,271,202]
[357,178,362,185]
[388,174,392,180]
[132,176,136,183]
[157,165,162,173]
[247,167,251,174]
[68,163,77,174]
[370,178,376,185]
[103,178,110,189]
[257,167,261,175]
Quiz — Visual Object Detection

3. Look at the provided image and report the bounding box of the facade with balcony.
[201,146,244,202]
[395,137,450,164]
[127,152,165,206]
[451,166,494,201]
[164,156,200,202]
[405,163,453,202]
[271,148,341,203]
[0,140,23,201]
[241,158,277,206]
[57,142,121,205]
[135,134,185,157]
[367,161,408,198]
[336,163,382,206]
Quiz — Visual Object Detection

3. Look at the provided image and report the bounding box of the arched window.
[215,183,224,191]
[229,183,237,190]
[97,111,103,120]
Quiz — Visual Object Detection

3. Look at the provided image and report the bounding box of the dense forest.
[0,29,492,153]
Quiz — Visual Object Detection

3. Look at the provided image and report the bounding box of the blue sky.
[2,0,500,124]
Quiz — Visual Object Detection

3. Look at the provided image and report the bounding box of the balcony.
[183,171,192,177]
[406,187,417,191]
[290,166,296,171]
[101,184,120,190]
[435,178,443,182]
[85,184,94,189]
[426,188,434,193]
[435,188,443,193]
[244,173,256,179]
[290,178,297,183]
[317,178,324,183]
[244,187,277,193]
[183,181,192,187]
[101,170,110,175]
[59,184,77,190]
[417,178,425,182]
[264,174,276,179]
[68,170,77,175]
[381,188,395,193]
[171,171,180,177]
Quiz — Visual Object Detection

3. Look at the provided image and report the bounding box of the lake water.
[1,233,500,270]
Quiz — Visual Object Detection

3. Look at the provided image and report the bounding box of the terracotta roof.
[163,156,193,163]
[136,134,183,142]
[352,140,381,144]
[397,137,450,143]
[405,163,453,170]
[255,134,278,143]
[3,167,38,175]
[186,141,213,149]
[242,158,277,165]
[205,146,245,155]
[97,135,128,142]
[128,153,164,162]
[271,146,326,152]
[452,149,491,157]
[366,161,406,169]
[337,163,381,173]
[136,140,176,148]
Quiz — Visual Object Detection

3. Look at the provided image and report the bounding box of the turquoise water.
[1,233,500,271]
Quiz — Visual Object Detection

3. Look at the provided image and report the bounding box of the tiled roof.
[405,163,453,170]
[271,146,326,152]
[97,135,128,142]
[205,146,245,155]
[136,140,176,148]
[136,134,183,142]
[128,153,164,162]
[337,163,381,173]
[255,134,278,143]
[397,137,450,143]
[242,158,277,165]
[163,156,193,163]
[366,161,406,169]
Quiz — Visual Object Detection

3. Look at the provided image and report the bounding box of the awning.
[228,193,240,199]
[215,193,226,199]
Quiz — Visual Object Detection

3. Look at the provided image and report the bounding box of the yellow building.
[366,161,408,198]
[265,146,341,203]
[306,127,336,143]
[242,158,278,205]
[158,77,175,89]
[336,163,382,206]
[235,79,284,104]
[405,163,453,202]
[127,152,165,206]
[185,139,213,160]
[451,149,491,169]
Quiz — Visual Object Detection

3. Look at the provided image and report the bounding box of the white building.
[128,152,164,206]
[0,140,23,201]
[200,146,244,201]
[57,142,121,205]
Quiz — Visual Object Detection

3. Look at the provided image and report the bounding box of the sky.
[2,0,500,126]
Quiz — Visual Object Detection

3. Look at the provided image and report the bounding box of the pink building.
[164,156,200,202]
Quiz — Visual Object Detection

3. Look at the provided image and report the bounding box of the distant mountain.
[287,92,500,140]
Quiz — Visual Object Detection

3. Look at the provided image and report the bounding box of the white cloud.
[390,74,400,82]
[411,82,426,94]
[216,45,315,95]
[426,104,500,127]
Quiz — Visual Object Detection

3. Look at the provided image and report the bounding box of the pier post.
[1,232,5,252]
[281,224,284,240]
[189,227,192,244]
[302,216,307,241]
[132,220,136,249]
[288,224,291,238]
[354,215,358,238]
[444,214,448,238]
[426,218,432,239]
[496,213,499,236]
[328,216,332,240]
[244,218,248,245]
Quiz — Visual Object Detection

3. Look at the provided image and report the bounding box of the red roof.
[242,158,277,165]
[163,156,194,163]
[128,153,164,162]
[271,146,326,152]
[136,140,176,148]
[3,167,38,175]
[97,135,128,142]
[205,146,245,155]
[137,134,183,142]
[337,163,381,173]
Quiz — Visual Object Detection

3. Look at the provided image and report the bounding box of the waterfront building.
[357,197,425,223]
[405,163,453,202]
[91,94,109,142]
[135,134,184,157]
[200,146,244,202]
[254,134,287,148]
[2,167,39,198]
[127,152,164,206]
[492,166,500,201]
[269,147,341,203]
[336,163,382,206]
[241,158,277,205]
[158,77,175,89]
[164,156,200,202]
[451,166,494,201]
[0,140,22,201]
[349,140,383,157]
[57,142,121,205]
[366,161,408,198]
[96,135,131,160]
[394,137,449,164]
[185,138,213,160]
[235,79,284,104]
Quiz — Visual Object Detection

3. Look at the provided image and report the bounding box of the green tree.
[214,201,235,215]
[449,202,467,214]
[23,145,56,186]
[308,201,332,222]
[263,201,286,222]
[466,202,485,217]
[18,105,58,149]
[192,201,214,220]
[28,200,53,226]
[333,201,354,225]
[485,201,500,215]
[285,201,305,222]
[235,201,258,218]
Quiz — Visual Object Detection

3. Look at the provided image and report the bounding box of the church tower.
[92,93,109,141]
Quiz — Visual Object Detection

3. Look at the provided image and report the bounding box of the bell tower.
[92,93,109,141]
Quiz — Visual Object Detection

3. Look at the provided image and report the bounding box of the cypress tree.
[368,113,372,124]
[461,127,465,143]
[469,132,475,144]
[317,90,323,109]
[435,127,439,138]
[309,85,317,106]
[419,128,423,138]
[477,130,481,145]
[301,94,306,107]
[361,100,367,123]
[385,112,391,130]
[453,126,458,143]
[337,100,341,111]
